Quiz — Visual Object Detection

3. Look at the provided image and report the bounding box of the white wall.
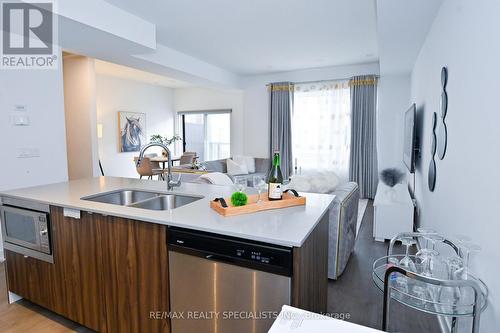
[241,63,380,157]
[377,74,411,172]
[411,0,499,331]
[0,52,68,261]
[0,52,68,191]
[63,55,100,179]
[173,87,244,157]
[96,75,175,178]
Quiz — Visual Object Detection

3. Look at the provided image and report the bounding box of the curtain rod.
[266,75,380,86]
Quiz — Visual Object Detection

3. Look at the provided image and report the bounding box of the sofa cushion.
[254,158,271,173]
[199,172,234,186]
[227,158,248,176]
[233,156,255,173]
[288,171,340,194]
[203,159,227,173]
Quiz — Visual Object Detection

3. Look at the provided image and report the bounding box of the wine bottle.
[268,151,284,200]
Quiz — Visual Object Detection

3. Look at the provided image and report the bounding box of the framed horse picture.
[118,111,146,152]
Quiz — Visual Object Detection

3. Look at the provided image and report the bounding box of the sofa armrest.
[328,182,360,279]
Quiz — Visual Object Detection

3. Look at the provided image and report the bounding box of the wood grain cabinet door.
[97,215,170,333]
[50,207,106,332]
[4,250,55,310]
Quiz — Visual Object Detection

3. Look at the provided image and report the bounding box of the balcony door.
[179,110,231,162]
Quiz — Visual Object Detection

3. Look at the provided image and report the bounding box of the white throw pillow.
[199,172,234,186]
[226,158,249,176]
[233,156,256,173]
[288,171,340,194]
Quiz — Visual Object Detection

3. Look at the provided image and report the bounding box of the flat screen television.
[403,103,417,173]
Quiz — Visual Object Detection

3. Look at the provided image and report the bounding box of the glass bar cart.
[372,232,488,333]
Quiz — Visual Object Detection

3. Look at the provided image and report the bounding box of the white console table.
[373,183,414,242]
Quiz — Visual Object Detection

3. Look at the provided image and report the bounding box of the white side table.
[373,183,414,242]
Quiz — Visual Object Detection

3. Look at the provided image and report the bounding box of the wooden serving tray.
[210,192,306,217]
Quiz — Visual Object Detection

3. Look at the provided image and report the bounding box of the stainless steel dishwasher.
[168,227,292,333]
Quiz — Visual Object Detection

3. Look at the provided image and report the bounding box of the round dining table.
[149,156,181,170]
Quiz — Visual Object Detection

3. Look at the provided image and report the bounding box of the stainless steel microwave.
[1,197,53,263]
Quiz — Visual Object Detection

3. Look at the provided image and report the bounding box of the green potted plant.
[150,134,182,156]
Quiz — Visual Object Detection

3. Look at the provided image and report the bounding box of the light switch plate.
[17,148,40,158]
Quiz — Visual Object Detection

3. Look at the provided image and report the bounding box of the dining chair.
[179,152,197,165]
[134,157,165,180]
[145,153,165,177]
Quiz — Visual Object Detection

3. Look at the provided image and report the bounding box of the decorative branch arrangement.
[150,134,182,146]
[380,168,405,187]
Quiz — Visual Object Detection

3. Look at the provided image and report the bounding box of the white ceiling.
[94,59,192,88]
[103,0,379,75]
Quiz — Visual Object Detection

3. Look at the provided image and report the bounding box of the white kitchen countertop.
[0,177,334,247]
[269,305,383,333]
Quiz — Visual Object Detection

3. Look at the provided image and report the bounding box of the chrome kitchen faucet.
[136,143,181,190]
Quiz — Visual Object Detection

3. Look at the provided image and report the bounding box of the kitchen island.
[0,177,334,333]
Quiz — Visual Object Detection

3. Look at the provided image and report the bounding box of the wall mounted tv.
[403,103,418,173]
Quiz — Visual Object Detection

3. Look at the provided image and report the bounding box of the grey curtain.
[269,82,294,179]
[349,75,378,199]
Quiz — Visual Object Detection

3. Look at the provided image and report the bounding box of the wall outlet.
[12,115,30,126]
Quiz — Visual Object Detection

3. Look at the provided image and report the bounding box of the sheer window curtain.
[292,81,351,181]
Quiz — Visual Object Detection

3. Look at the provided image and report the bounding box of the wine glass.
[233,176,247,193]
[416,229,441,277]
[252,175,267,203]
[399,237,417,272]
[439,256,464,308]
[417,227,437,248]
[456,240,481,280]
[395,238,416,295]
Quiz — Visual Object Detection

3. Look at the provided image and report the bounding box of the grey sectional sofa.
[328,182,360,280]
[203,157,270,184]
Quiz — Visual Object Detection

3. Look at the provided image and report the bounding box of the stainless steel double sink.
[81,189,202,211]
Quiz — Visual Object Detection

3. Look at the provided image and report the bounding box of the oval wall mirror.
[428,159,437,191]
[437,122,447,160]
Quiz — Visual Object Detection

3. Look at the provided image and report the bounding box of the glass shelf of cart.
[372,255,488,317]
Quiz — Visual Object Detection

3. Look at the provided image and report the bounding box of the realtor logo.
[1,1,58,69]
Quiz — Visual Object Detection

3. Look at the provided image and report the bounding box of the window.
[178,110,231,161]
[292,81,351,181]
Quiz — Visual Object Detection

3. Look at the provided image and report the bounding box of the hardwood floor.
[327,201,441,332]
